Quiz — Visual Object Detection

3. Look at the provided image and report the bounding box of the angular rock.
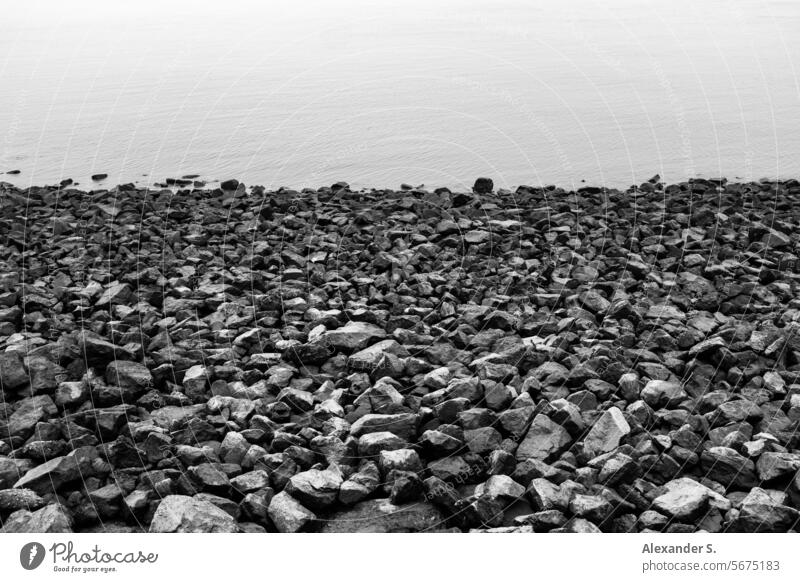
[583,407,631,458]
[149,495,239,532]
[516,414,571,462]
[267,491,317,532]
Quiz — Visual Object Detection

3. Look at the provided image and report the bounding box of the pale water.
[1,0,799,191]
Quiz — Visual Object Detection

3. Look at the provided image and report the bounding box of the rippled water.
[1,0,799,191]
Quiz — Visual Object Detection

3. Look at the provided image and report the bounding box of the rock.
[95,282,131,307]
[149,495,239,532]
[352,379,404,414]
[582,407,631,458]
[347,339,408,372]
[516,509,568,532]
[182,365,209,401]
[763,228,791,248]
[285,469,343,510]
[641,380,688,408]
[350,413,417,441]
[230,470,270,493]
[0,488,46,512]
[475,475,526,502]
[464,230,491,244]
[358,432,408,457]
[732,488,799,532]
[4,395,57,439]
[0,457,25,489]
[389,471,424,504]
[277,388,314,412]
[219,431,249,465]
[189,463,231,493]
[473,177,494,194]
[13,447,96,494]
[284,342,331,365]
[123,490,150,519]
[596,452,638,486]
[267,491,317,532]
[645,304,686,322]
[559,517,602,533]
[0,350,27,389]
[428,455,477,483]
[652,477,730,521]
[55,381,89,407]
[320,321,387,352]
[320,498,447,532]
[569,494,614,524]
[105,360,152,392]
[756,452,800,482]
[687,336,727,358]
[0,503,72,533]
[419,430,462,458]
[516,414,571,462]
[638,510,669,531]
[464,427,503,455]
[378,449,423,474]
[88,483,123,517]
[700,447,758,489]
[339,461,380,505]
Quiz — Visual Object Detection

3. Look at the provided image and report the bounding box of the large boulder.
[149,495,239,532]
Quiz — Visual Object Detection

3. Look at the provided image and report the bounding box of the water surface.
[1,0,799,191]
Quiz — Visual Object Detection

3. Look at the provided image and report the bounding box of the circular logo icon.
[20,542,46,570]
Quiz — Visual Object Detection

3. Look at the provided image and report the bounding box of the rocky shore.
[1,176,800,533]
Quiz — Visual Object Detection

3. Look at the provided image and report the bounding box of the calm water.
[1,0,799,191]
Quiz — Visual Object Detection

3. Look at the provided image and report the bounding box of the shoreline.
[1,176,799,533]
[2,175,800,197]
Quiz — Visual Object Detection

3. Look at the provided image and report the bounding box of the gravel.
[1,175,800,533]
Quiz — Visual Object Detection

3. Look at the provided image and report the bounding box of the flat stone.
[13,447,97,495]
